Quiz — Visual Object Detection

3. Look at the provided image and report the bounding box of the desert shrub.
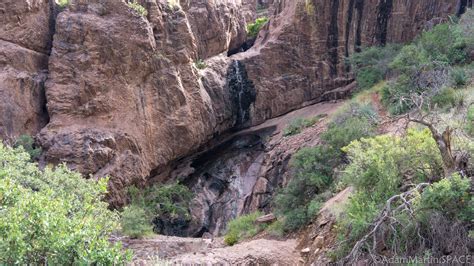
[247,17,269,38]
[121,205,153,238]
[389,44,431,75]
[283,115,324,136]
[122,183,193,237]
[451,67,469,87]
[465,105,474,136]
[417,23,468,65]
[265,220,285,237]
[224,212,265,246]
[128,0,148,16]
[334,129,444,259]
[0,144,131,264]
[194,59,207,69]
[431,87,459,109]
[275,105,376,231]
[57,0,69,7]
[419,174,472,221]
[350,44,401,90]
[13,134,41,161]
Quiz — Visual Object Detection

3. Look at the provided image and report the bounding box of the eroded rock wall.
[239,0,461,125]
[0,0,52,139]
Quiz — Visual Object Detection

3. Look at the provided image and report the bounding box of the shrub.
[265,220,285,237]
[431,87,458,109]
[13,134,41,161]
[57,0,69,7]
[128,0,148,16]
[465,105,474,136]
[0,144,131,264]
[419,174,472,221]
[334,129,444,259]
[418,23,467,65]
[122,183,193,236]
[224,212,265,246]
[121,205,153,238]
[451,67,468,88]
[194,59,207,69]
[247,17,269,38]
[283,115,324,136]
[276,106,376,231]
[381,74,417,115]
[350,44,401,90]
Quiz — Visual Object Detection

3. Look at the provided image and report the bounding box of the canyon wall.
[0,0,468,214]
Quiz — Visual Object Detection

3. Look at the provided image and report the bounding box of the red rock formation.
[0,0,52,139]
[0,0,466,210]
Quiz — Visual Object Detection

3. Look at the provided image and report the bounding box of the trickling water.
[227,60,257,127]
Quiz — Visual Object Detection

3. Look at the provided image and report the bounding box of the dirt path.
[121,235,302,265]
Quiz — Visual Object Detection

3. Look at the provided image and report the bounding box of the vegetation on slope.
[265,9,473,263]
[0,144,131,264]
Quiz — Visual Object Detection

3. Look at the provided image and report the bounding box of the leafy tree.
[0,143,131,264]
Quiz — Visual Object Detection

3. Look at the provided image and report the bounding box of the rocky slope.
[0,0,469,234]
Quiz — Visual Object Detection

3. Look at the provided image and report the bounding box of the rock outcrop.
[0,0,53,139]
[238,0,462,125]
[0,0,468,233]
[38,0,252,206]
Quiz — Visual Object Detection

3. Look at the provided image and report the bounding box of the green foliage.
[381,20,473,114]
[13,135,41,161]
[276,104,377,231]
[0,144,131,264]
[417,23,468,65]
[56,0,69,7]
[224,212,265,246]
[121,183,193,237]
[342,129,442,202]
[431,87,459,109]
[128,0,148,16]
[247,17,269,38]
[283,115,324,136]
[335,129,444,259]
[121,205,153,238]
[419,174,472,221]
[350,44,401,90]
[194,59,207,70]
[451,67,469,88]
[265,220,285,237]
[466,105,474,136]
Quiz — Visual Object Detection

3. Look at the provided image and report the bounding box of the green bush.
[418,23,467,65]
[451,67,468,87]
[350,44,401,90]
[194,59,207,69]
[128,0,148,16]
[283,115,324,136]
[465,105,474,136]
[247,17,269,38]
[381,74,417,115]
[265,220,285,237]
[419,174,472,221]
[13,134,41,161]
[275,105,377,231]
[121,205,153,238]
[57,0,69,7]
[334,129,444,259]
[122,183,193,237]
[224,212,265,246]
[0,144,131,264]
[431,87,458,109]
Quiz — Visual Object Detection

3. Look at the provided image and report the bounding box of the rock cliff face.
[0,0,52,139]
[0,0,468,233]
[239,0,462,125]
